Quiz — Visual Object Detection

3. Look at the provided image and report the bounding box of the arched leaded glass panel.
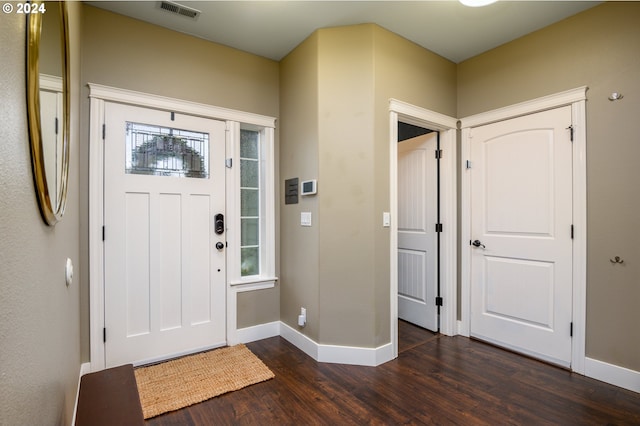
[125,122,209,178]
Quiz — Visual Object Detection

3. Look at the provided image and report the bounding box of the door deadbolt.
[215,242,224,251]
[214,213,224,235]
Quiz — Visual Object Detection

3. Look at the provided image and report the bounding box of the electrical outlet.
[298,307,307,327]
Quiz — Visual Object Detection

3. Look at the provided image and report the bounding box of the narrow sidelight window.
[240,129,260,276]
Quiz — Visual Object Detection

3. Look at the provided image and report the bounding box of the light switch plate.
[383,212,391,227]
[301,212,312,227]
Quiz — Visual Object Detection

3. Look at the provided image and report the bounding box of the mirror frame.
[26,1,70,226]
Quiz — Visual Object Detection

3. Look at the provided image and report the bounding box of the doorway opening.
[389,99,457,360]
[397,122,440,334]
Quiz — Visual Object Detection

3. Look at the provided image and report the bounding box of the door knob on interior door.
[472,240,486,249]
[215,242,224,251]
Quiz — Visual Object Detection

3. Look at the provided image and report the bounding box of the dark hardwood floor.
[147,321,640,425]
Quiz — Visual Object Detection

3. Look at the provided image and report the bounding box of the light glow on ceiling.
[460,0,498,7]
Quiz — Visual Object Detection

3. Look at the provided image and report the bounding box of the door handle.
[215,242,224,251]
[472,240,486,249]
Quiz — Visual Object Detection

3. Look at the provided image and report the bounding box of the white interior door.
[103,103,227,367]
[397,132,438,331]
[469,106,573,367]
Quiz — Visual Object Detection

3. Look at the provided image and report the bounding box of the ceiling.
[85,1,602,63]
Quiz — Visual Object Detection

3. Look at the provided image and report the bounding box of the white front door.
[469,106,573,367]
[103,103,227,367]
[397,132,438,331]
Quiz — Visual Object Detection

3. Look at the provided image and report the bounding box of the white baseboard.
[279,321,394,366]
[457,320,464,336]
[585,357,640,394]
[279,321,319,360]
[458,323,639,393]
[71,362,91,426]
[236,321,281,344]
[319,341,393,366]
[457,322,639,392]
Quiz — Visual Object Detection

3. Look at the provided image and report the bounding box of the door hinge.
[435,297,443,307]
[170,111,175,121]
[570,322,573,337]
[102,123,106,140]
[571,225,574,239]
[102,226,105,241]
[103,327,106,343]
[225,158,233,168]
[435,223,443,233]
[567,125,574,142]
[466,160,472,169]
[55,117,59,135]
[435,149,443,159]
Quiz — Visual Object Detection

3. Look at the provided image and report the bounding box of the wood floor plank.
[146,322,640,425]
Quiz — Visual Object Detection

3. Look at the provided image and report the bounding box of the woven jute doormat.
[134,344,275,419]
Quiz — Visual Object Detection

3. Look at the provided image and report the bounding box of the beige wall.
[280,24,456,347]
[79,5,281,358]
[373,26,457,118]
[317,25,377,346]
[279,32,321,340]
[80,6,279,116]
[458,2,640,371]
[0,3,83,424]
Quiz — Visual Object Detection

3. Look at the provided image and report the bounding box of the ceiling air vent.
[158,1,201,20]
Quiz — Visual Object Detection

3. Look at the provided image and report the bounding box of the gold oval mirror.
[26,1,70,225]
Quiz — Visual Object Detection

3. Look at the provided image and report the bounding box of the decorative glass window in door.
[240,129,260,276]
[125,122,209,178]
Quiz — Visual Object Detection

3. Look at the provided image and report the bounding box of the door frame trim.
[459,86,588,373]
[389,99,458,359]
[88,83,276,371]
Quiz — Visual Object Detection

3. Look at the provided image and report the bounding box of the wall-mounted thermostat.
[301,179,317,196]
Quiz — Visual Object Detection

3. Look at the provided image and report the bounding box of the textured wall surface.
[0,4,82,424]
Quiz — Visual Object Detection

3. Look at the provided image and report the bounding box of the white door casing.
[397,132,438,331]
[469,106,573,367]
[103,102,226,367]
[460,86,588,373]
[39,75,63,199]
